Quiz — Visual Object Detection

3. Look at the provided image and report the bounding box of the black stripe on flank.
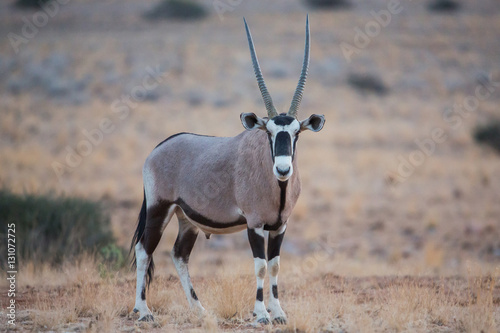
[154,132,215,149]
[175,198,247,229]
[190,288,198,301]
[272,285,278,299]
[256,288,264,302]
[247,228,266,259]
[275,132,292,156]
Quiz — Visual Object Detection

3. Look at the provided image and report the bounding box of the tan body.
[144,129,301,233]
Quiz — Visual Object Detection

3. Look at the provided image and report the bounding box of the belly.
[187,220,247,235]
[174,198,247,234]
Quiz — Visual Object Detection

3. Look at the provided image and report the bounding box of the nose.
[276,166,290,176]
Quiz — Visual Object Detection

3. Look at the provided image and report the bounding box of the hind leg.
[134,200,175,321]
[172,211,205,315]
[134,242,154,321]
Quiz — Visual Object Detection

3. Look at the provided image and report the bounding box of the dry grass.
[1,258,498,332]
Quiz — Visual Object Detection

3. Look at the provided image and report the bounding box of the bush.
[144,0,208,21]
[0,190,115,268]
[15,0,52,9]
[98,244,127,277]
[302,0,351,10]
[347,73,388,96]
[427,0,460,13]
[473,121,500,154]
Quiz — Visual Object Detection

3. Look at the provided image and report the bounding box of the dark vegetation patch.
[474,121,500,154]
[15,0,52,9]
[0,190,122,268]
[302,0,351,10]
[144,0,208,21]
[347,73,389,96]
[427,0,461,13]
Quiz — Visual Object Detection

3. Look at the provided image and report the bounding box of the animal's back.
[143,132,243,223]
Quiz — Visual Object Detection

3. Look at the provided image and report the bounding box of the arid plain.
[0,0,499,331]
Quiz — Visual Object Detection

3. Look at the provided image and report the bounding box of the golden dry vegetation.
[0,0,499,331]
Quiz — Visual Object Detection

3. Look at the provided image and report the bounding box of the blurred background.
[1,0,500,287]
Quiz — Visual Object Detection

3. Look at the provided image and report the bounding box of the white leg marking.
[172,255,205,316]
[274,223,287,235]
[254,227,265,237]
[267,256,286,322]
[134,242,153,320]
[253,257,270,323]
[267,224,287,323]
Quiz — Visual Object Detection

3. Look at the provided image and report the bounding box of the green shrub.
[15,0,52,9]
[144,0,208,21]
[474,121,500,154]
[0,190,115,268]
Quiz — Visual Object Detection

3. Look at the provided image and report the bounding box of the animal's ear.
[240,112,267,130]
[300,114,325,132]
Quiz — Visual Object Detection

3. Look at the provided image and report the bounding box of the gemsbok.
[131,16,325,324]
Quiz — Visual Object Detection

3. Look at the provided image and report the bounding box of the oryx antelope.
[131,16,325,324]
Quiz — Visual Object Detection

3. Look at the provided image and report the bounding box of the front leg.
[267,224,287,324]
[247,226,271,325]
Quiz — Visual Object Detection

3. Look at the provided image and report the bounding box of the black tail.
[130,189,155,288]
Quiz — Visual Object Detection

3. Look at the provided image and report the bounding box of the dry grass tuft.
[461,275,497,333]
[203,273,254,322]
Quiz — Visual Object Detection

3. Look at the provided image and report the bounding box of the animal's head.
[240,16,325,182]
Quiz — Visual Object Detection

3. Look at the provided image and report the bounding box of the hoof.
[257,317,270,325]
[133,308,139,313]
[273,317,287,325]
[138,314,154,322]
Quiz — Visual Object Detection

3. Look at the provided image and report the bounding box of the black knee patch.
[267,230,285,261]
[190,288,198,301]
[173,228,198,263]
[141,288,146,301]
[248,228,265,259]
[256,288,263,302]
[272,285,278,299]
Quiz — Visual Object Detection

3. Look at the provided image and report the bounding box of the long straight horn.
[288,15,310,118]
[244,18,278,119]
